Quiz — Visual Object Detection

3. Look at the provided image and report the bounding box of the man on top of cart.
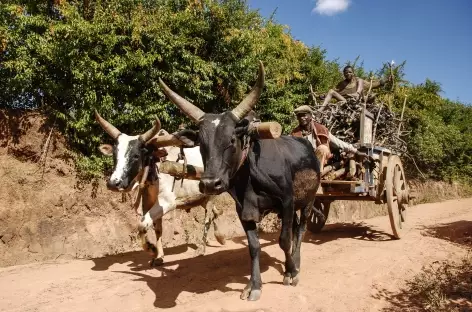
[317,65,363,112]
[290,104,365,173]
[317,65,391,111]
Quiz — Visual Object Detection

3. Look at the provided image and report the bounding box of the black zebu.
[158,61,320,301]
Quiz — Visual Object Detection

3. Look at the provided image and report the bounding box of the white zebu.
[95,111,225,265]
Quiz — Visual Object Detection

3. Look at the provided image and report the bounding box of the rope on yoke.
[172,146,187,192]
[132,153,156,214]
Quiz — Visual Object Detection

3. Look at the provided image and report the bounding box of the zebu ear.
[236,118,250,128]
[173,129,199,147]
[234,119,250,138]
[99,144,113,156]
[153,147,168,158]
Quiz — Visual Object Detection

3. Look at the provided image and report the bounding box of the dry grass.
[410,180,472,205]
[378,254,472,312]
[377,220,472,312]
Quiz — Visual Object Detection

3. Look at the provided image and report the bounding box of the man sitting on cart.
[317,65,363,112]
[317,65,391,111]
[290,105,364,173]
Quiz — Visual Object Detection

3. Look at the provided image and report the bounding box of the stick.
[372,102,383,145]
[405,153,427,180]
[40,126,54,179]
[365,77,374,104]
[34,119,56,179]
[309,84,318,106]
[388,62,395,92]
[397,95,407,136]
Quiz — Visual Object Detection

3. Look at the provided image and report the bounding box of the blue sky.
[248,0,472,104]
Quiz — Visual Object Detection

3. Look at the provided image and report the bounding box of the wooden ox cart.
[307,106,413,239]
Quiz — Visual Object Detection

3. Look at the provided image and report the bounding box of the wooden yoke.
[249,121,282,140]
[147,133,186,148]
[147,121,282,149]
[158,161,204,180]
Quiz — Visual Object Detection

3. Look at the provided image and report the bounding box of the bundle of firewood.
[312,99,408,155]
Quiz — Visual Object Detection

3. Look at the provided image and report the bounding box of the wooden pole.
[250,121,282,140]
[158,161,204,180]
[397,95,407,136]
[148,133,186,148]
[309,84,318,106]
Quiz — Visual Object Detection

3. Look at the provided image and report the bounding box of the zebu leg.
[239,219,262,301]
[139,183,173,265]
[194,198,212,256]
[279,199,298,286]
[211,204,226,245]
[150,218,165,266]
[291,211,301,258]
[137,211,160,263]
[135,185,158,262]
[207,195,225,245]
[290,201,313,286]
[195,196,226,257]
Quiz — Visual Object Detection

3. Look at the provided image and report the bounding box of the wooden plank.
[316,195,377,201]
[321,180,363,185]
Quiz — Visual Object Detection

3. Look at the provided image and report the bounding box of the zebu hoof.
[282,273,299,286]
[214,232,226,245]
[283,275,291,286]
[149,257,164,267]
[240,284,261,301]
[248,289,261,301]
[194,245,206,257]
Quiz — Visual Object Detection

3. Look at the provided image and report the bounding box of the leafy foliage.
[1,0,470,184]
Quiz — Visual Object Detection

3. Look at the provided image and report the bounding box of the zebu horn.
[95,110,121,140]
[231,61,265,121]
[140,118,161,143]
[158,79,205,123]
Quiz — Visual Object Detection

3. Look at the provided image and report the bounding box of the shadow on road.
[89,220,394,309]
[90,244,199,272]
[420,220,472,248]
[112,242,282,308]
[304,222,395,244]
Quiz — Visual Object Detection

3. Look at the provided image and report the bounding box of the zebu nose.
[107,178,123,191]
[199,177,224,195]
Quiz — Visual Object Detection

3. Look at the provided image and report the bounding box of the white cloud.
[313,0,351,16]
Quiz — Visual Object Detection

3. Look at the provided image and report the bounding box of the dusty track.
[1,198,471,312]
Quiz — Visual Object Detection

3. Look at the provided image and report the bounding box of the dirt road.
[1,198,471,312]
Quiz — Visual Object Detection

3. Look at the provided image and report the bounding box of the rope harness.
[132,150,159,213]
[171,146,187,192]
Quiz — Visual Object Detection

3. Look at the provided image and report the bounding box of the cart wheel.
[386,155,409,239]
[307,200,331,233]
